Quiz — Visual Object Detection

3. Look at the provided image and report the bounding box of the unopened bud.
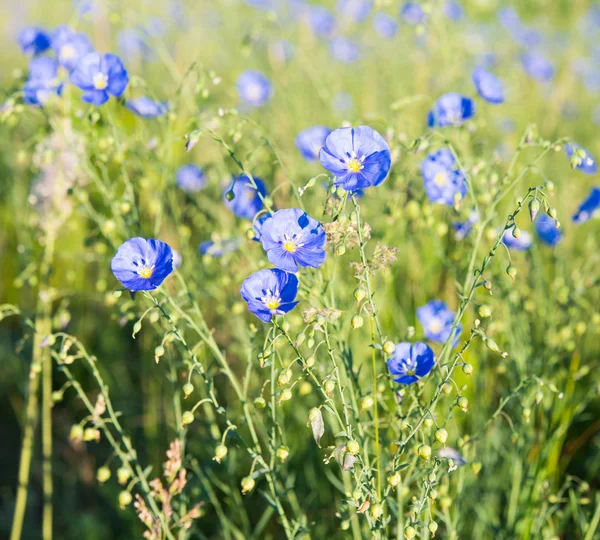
[117,467,131,485]
[276,445,289,462]
[254,396,266,409]
[462,363,473,375]
[183,383,194,397]
[478,305,492,318]
[351,315,364,329]
[458,396,469,412]
[97,467,111,483]
[118,491,133,507]
[182,411,194,425]
[346,440,360,455]
[354,288,367,302]
[335,244,346,256]
[405,525,417,539]
[214,444,228,463]
[506,264,517,282]
[529,199,540,221]
[361,395,374,409]
[278,368,292,386]
[225,189,235,201]
[388,472,401,488]
[371,503,384,520]
[428,521,438,536]
[418,444,432,460]
[241,476,255,494]
[435,428,448,444]
[279,388,292,403]
[383,341,396,355]
[484,337,500,353]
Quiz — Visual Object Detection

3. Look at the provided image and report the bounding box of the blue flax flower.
[565,143,597,175]
[536,214,562,246]
[307,5,336,37]
[199,238,240,257]
[295,125,332,161]
[337,0,373,23]
[573,187,600,224]
[330,37,360,64]
[454,210,478,240]
[421,148,467,205]
[241,268,299,322]
[319,125,391,191]
[23,57,63,106]
[176,165,206,193]
[260,208,326,272]
[252,213,272,241]
[111,237,173,291]
[224,175,267,220]
[472,67,504,104]
[70,52,129,105]
[428,93,475,127]
[444,1,463,21]
[502,227,532,251]
[372,13,398,38]
[521,51,554,82]
[18,27,51,56]
[401,2,426,25]
[126,96,168,118]
[417,300,461,344]
[236,70,273,107]
[387,342,435,385]
[51,25,93,71]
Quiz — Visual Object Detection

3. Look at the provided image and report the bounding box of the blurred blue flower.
[70,52,129,105]
[444,1,463,21]
[236,70,273,107]
[319,125,391,191]
[252,213,272,241]
[111,237,173,291]
[126,96,168,118]
[502,227,532,250]
[417,300,461,344]
[401,2,426,25]
[172,249,182,269]
[199,238,240,257]
[18,27,51,56]
[332,91,354,113]
[565,143,597,175]
[271,39,294,62]
[51,25,93,71]
[521,51,554,82]
[117,28,153,63]
[23,57,63,106]
[337,0,373,23]
[573,187,600,224]
[260,208,326,272]
[454,210,478,240]
[176,165,206,193]
[241,268,299,323]
[427,93,476,127]
[295,125,332,161]
[535,214,562,246]
[330,37,360,64]
[472,67,504,104]
[224,175,267,220]
[307,5,336,37]
[498,7,542,47]
[421,148,467,205]
[387,342,435,385]
[372,12,398,38]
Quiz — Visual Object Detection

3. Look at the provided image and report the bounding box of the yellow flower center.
[93,72,109,90]
[347,159,363,173]
[429,318,442,333]
[139,268,153,279]
[283,240,297,253]
[406,368,416,376]
[60,45,76,61]
[434,171,448,186]
[266,299,281,310]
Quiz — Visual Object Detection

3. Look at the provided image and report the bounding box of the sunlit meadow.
[1,0,600,538]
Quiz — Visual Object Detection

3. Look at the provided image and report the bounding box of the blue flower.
[295,125,332,161]
[417,300,461,344]
[454,210,478,240]
[259,208,326,272]
[444,1,463,21]
[428,93,476,127]
[573,187,600,224]
[502,227,532,251]
[252,213,272,241]
[472,67,504,104]
[565,143,597,175]
[23,57,63,107]
[236,70,273,107]
[401,2,426,25]
[521,51,554,83]
[498,8,542,47]
[421,148,467,205]
[372,12,398,38]
[387,342,435,385]
[126,96,168,118]
[18,27,51,56]
[70,52,129,105]
[307,5,336,37]
[176,165,206,193]
[337,0,373,23]
[241,268,299,323]
[199,238,240,257]
[319,126,391,191]
[330,37,360,64]
[51,25,93,71]
[111,237,173,291]
[224,175,267,220]
[535,214,562,246]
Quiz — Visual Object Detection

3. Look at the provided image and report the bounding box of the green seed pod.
[241,476,255,494]
[405,525,417,539]
[370,503,383,520]
[278,368,292,386]
[183,383,194,397]
[428,521,439,536]
[361,395,374,410]
[388,472,401,488]
[435,428,448,444]
[97,466,111,484]
[335,244,346,256]
[458,396,469,412]
[383,340,396,355]
[506,264,517,281]
[346,440,360,455]
[118,491,133,507]
[354,288,367,302]
[182,411,194,425]
[478,305,492,318]
[225,189,235,201]
[214,444,228,463]
[529,199,540,221]
[462,363,473,375]
[276,445,289,462]
[351,315,364,329]
[279,388,292,402]
[117,467,130,485]
[254,396,266,409]
[418,444,432,460]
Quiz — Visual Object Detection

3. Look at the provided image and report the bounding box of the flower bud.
[324,379,336,393]
[428,521,438,536]
[529,199,540,221]
[547,206,557,220]
[254,396,266,409]
[512,227,521,239]
[154,345,165,358]
[241,476,255,494]
[383,341,396,355]
[279,388,292,403]
[478,305,492,318]
[418,444,432,460]
[535,391,543,404]
[214,444,228,463]
[351,315,364,329]
[182,411,194,425]
[370,503,383,520]
[462,363,473,375]
[435,428,448,444]
[484,337,500,353]
[361,395,374,410]
[183,383,194,397]
[424,418,434,428]
[117,467,131,485]
[405,525,417,539]
[388,472,401,488]
[276,445,289,462]
[305,355,315,368]
[97,466,111,483]
[354,288,367,302]
[442,383,453,396]
[225,189,235,201]
[458,396,469,412]
[471,462,482,475]
[346,440,360,455]
[506,264,517,282]
[278,368,292,386]
[335,244,346,256]
[118,491,133,508]
[429,488,438,500]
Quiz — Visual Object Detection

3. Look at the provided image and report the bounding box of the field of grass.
[1,1,600,538]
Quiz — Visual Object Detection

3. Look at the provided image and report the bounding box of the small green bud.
[442,383,453,396]
[382,341,396,355]
[506,264,517,282]
[354,288,367,302]
[370,503,384,520]
[183,383,194,397]
[97,466,111,483]
[361,395,374,410]
[547,206,557,220]
[118,491,133,508]
[335,244,346,256]
[346,440,360,455]
[405,525,417,539]
[254,396,266,409]
[424,418,434,428]
[478,305,492,318]
[484,337,500,353]
[324,379,336,393]
[512,226,521,239]
[435,428,448,444]
[241,476,255,494]
[279,388,292,403]
[305,355,315,368]
[69,424,84,441]
[462,363,473,375]
[351,315,364,329]
[457,396,469,412]
[278,368,292,386]
[225,189,235,201]
[182,411,194,425]
[117,467,130,485]
[154,345,165,357]
[418,444,432,460]
[471,462,482,475]
[428,521,438,536]
[529,199,540,221]
[388,472,401,488]
[276,445,289,462]
[429,488,438,500]
[214,444,228,463]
